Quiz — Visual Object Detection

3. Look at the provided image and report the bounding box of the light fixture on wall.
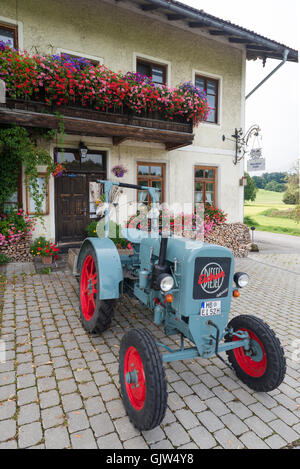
[79,141,88,159]
[222,126,262,166]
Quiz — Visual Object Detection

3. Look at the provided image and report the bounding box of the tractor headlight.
[160,274,174,292]
[234,272,249,288]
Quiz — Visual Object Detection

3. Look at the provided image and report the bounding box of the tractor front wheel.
[119,328,167,431]
[79,245,115,334]
[225,315,286,392]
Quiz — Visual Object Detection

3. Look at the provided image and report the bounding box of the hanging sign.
[247,147,265,172]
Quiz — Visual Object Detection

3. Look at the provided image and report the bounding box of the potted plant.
[30,236,60,264]
[111,164,128,178]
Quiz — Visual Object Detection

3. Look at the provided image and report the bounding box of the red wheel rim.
[124,346,146,411]
[80,255,98,321]
[233,328,267,378]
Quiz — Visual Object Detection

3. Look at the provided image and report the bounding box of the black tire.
[225,315,286,392]
[119,328,167,431]
[79,244,116,334]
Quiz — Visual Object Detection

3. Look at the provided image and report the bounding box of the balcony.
[0,94,194,151]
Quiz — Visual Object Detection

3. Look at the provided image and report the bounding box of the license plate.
[200,301,221,317]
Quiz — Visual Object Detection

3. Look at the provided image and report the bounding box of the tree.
[283,161,300,209]
[244,173,258,202]
[265,181,286,193]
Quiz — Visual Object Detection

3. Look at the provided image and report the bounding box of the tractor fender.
[77,238,123,300]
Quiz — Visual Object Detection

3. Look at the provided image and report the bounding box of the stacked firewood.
[205,223,251,258]
[0,235,32,262]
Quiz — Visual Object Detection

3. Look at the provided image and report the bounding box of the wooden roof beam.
[229,37,252,44]
[141,3,161,11]
[188,21,205,28]
[167,14,186,21]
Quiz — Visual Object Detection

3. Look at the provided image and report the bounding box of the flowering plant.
[204,204,227,225]
[52,163,66,177]
[111,164,128,178]
[0,44,209,126]
[30,236,60,258]
[0,209,35,246]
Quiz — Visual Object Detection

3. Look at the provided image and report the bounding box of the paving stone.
[41,406,65,429]
[18,422,43,448]
[123,436,148,449]
[67,409,89,433]
[62,393,83,413]
[0,419,16,442]
[272,405,299,426]
[244,416,272,438]
[45,426,71,449]
[239,431,269,450]
[0,400,16,421]
[221,413,249,436]
[214,428,243,449]
[248,403,276,423]
[18,403,40,425]
[205,397,230,416]
[142,427,165,445]
[171,380,194,397]
[197,411,224,433]
[39,390,60,409]
[90,412,114,437]
[37,377,57,393]
[265,434,287,449]
[98,432,123,449]
[151,439,174,449]
[268,419,300,443]
[71,429,97,449]
[164,422,190,447]
[78,382,99,399]
[189,426,217,449]
[58,379,77,395]
[85,396,108,416]
[175,409,199,430]
[18,386,38,406]
[114,416,140,441]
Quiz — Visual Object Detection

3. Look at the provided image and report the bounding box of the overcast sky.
[180,0,299,174]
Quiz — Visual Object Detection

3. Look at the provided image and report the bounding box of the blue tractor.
[77,180,286,431]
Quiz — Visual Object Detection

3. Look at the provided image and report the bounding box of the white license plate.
[200,301,221,317]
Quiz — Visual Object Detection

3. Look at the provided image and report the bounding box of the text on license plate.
[200,301,221,317]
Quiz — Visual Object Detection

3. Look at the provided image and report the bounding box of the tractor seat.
[121,228,151,244]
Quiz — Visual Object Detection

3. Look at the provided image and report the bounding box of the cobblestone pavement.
[0,253,299,449]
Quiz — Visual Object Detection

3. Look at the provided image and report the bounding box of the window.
[137,59,167,85]
[195,167,217,206]
[0,23,18,49]
[55,149,106,173]
[26,174,49,215]
[195,75,219,124]
[137,162,165,205]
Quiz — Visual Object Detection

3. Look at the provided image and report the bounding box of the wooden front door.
[54,149,106,244]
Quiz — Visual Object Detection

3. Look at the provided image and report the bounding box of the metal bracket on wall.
[246,49,289,100]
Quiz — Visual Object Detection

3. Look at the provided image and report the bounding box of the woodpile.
[0,235,33,262]
[205,223,251,258]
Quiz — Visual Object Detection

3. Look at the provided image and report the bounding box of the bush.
[0,253,11,265]
[0,209,35,245]
[244,173,258,202]
[283,191,297,205]
[86,220,129,249]
[265,181,286,193]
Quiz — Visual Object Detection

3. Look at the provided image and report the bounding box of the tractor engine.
[133,235,236,358]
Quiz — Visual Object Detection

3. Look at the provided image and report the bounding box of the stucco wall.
[1,0,245,239]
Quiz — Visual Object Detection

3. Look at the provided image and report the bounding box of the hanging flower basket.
[52,163,66,178]
[111,164,128,178]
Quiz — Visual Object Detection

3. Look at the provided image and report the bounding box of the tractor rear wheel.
[79,245,115,334]
[225,315,286,392]
[119,328,167,431]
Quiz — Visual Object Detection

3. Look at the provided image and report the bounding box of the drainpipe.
[246,49,289,100]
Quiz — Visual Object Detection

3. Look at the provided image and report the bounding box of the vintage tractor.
[77,180,286,431]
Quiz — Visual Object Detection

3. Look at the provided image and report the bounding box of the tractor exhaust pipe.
[158,237,168,267]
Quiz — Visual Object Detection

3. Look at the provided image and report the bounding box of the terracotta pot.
[41,256,53,265]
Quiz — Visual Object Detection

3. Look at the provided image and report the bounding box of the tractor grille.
[193,257,232,300]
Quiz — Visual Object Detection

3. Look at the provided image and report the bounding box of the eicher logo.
[198,262,225,294]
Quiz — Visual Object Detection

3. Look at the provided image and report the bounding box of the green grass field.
[244,189,300,237]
